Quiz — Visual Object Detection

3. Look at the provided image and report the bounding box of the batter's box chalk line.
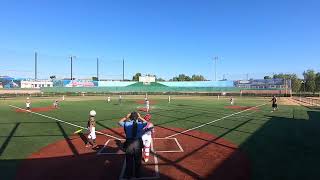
[97,138,184,155]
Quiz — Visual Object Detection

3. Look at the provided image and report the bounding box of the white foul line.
[165,103,267,139]
[9,105,122,140]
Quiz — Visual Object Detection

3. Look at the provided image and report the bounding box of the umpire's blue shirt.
[119,120,147,139]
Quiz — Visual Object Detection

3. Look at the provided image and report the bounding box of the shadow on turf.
[209,109,320,180]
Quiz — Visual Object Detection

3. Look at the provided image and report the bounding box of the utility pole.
[70,56,75,80]
[96,58,99,80]
[213,56,218,81]
[35,52,37,80]
[122,58,125,81]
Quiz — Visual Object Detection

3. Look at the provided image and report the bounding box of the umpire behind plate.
[118,111,148,179]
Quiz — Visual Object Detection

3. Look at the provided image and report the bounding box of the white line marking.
[165,103,267,138]
[9,105,122,140]
[98,138,184,155]
[152,139,160,179]
[174,138,184,153]
[97,140,111,155]
[153,138,184,153]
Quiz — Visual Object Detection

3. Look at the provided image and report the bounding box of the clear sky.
[0,0,319,80]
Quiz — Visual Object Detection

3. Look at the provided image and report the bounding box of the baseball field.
[0,95,319,180]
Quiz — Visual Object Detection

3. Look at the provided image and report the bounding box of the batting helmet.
[144,114,152,121]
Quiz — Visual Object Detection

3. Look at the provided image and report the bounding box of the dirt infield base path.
[16,127,250,180]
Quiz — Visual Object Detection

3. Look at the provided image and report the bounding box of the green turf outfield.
[0,96,320,179]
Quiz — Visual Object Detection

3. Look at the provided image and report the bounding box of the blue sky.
[0,0,319,80]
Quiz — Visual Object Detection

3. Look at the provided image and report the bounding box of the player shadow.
[77,132,89,146]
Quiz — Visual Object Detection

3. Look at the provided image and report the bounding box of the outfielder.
[107,96,111,103]
[86,110,97,148]
[119,95,122,104]
[142,114,154,162]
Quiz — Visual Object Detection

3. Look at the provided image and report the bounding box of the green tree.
[264,76,272,79]
[50,75,56,80]
[191,75,206,81]
[156,77,165,82]
[316,72,320,92]
[92,77,98,81]
[273,73,301,92]
[132,73,141,81]
[303,70,316,93]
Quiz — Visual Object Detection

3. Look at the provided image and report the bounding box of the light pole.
[213,56,218,81]
[122,58,125,81]
[35,52,37,80]
[70,56,76,80]
[96,58,99,80]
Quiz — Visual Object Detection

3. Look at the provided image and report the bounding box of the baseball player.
[26,97,31,110]
[168,95,171,103]
[86,110,97,148]
[270,96,278,112]
[53,100,59,108]
[141,114,154,162]
[145,99,150,112]
[230,97,234,105]
[119,95,122,104]
[107,96,111,103]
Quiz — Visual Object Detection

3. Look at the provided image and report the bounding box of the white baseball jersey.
[88,127,96,140]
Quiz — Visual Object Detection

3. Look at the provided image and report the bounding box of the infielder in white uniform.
[53,100,59,108]
[145,99,150,112]
[107,96,111,103]
[26,97,31,110]
[142,114,154,162]
[86,110,97,148]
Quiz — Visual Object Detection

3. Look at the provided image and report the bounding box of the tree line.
[132,73,206,82]
[264,70,320,93]
[129,70,320,93]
